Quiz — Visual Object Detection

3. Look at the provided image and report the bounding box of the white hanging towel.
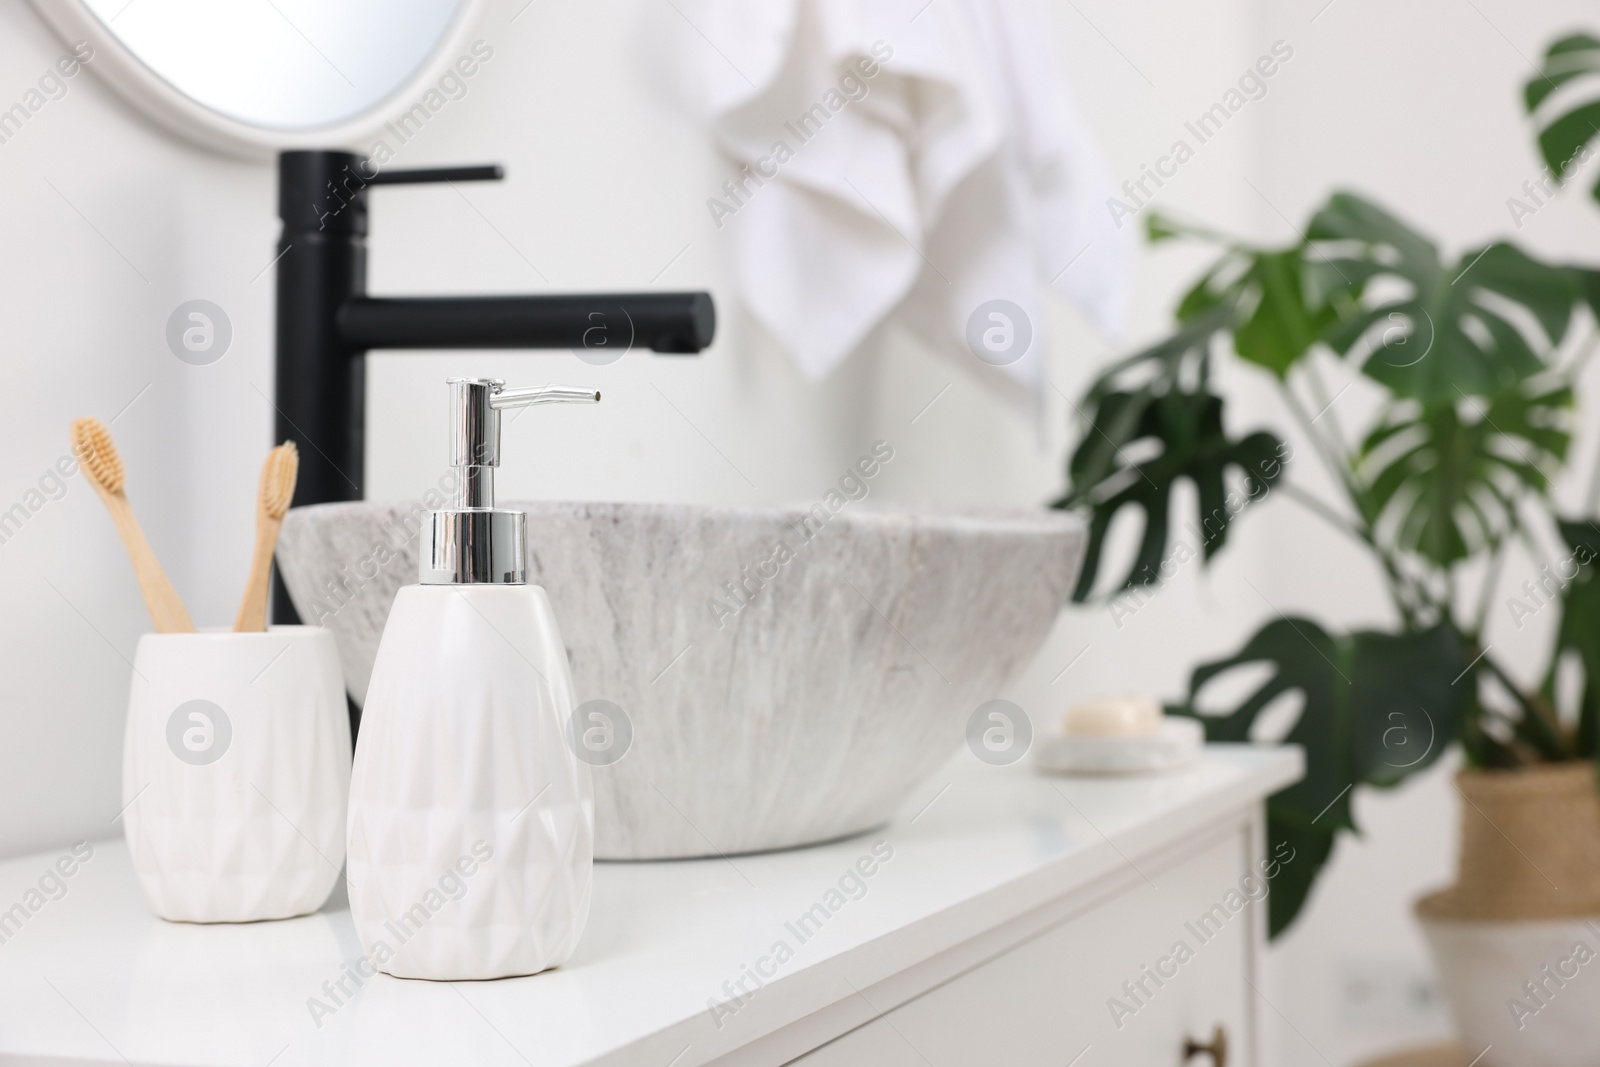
[644,0,1136,417]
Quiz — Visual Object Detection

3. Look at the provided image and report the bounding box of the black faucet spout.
[337,293,715,354]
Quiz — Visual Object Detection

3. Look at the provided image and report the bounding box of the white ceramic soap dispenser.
[348,377,598,981]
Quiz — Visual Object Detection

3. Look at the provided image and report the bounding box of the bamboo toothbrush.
[233,441,299,633]
[70,418,195,634]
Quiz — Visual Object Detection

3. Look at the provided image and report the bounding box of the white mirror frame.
[26,0,486,161]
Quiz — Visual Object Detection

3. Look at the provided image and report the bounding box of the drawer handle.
[1183,1025,1228,1067]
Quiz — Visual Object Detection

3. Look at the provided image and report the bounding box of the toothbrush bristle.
[261,441,299,519]
[70,417,124,494]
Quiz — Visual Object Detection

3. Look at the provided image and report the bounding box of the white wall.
[0,0,1085,857]
[0,9,275,858]
[3,0,1598,1064]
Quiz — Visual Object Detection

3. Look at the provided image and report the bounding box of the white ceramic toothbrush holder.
[122,625,350,923]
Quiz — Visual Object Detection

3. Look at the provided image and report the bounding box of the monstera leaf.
[1355,380,1573,566]
[1173,617,1469,935]
[1059,291,1287,600]
[1525,34,1600,205]
[1258,815,1337,940]
[1059,385,1284,601]
[1574,267,1600,326]
[1155,215,1341,378]
[1232,250,1343,377]
[1550,519,1600,758]
[1308,194,1579,404]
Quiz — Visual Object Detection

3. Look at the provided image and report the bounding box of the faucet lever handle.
[367,164,504,185]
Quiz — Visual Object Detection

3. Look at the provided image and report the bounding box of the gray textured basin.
[277,501,1085,859]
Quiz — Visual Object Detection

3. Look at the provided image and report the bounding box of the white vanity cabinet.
[791,829,1254,1067]
[0,745,1299,1067]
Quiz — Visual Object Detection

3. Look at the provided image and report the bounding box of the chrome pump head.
[419,377,600,585]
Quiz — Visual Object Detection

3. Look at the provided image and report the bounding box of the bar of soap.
[1063,696,1163,738]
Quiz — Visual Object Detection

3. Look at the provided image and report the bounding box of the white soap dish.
[1034,716,1204,776]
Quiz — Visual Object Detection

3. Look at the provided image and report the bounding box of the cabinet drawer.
[790,827,1256,1067]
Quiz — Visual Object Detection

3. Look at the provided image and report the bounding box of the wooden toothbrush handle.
[233,512,282,633]
[103,491,195,633]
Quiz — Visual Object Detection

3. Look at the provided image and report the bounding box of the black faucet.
[271,150,714,625]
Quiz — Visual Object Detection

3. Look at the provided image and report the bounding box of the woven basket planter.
[1416,763,1600,1067]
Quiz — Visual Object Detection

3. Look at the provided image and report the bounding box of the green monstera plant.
[1525,32,1600,210]
[1054,187,1600,938]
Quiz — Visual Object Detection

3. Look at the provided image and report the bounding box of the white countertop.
[0,744,1300,1067]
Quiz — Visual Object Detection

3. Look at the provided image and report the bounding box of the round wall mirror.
[27,0,483,158]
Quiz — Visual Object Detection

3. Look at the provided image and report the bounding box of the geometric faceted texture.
[348,585,593,980]
[123,626,351,923]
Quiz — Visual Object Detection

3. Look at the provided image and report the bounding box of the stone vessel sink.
[276,501,1085,859]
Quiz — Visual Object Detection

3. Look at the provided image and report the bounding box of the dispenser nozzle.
[447,377,600,506]
[491,386,601,408]
[425,377,600,585]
